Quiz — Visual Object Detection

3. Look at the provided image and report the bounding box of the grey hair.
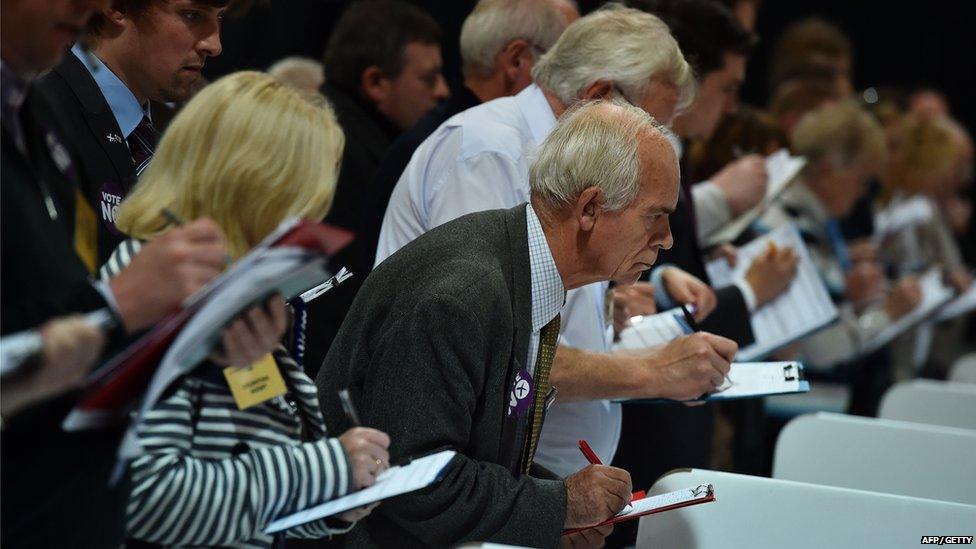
[529,99,670,212]
[267,57,325,92]
[531,3,696,111]
[459,0,576,79]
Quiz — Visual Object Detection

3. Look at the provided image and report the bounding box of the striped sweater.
[102,240,354,547]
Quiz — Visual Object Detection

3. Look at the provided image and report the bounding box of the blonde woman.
[879,114,970,286]
[102,71,390,547]
[877,115,973,378]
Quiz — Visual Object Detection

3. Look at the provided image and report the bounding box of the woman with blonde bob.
[103,71,391,548]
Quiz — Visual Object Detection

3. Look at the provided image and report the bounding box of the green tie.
[521,313,561,474]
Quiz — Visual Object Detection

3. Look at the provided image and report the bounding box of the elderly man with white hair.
[318,99,735,549]
[374,5,734,478]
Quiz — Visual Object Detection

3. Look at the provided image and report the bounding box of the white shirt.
[376,84,619,477]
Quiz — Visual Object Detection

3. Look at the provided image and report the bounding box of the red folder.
[62,221,353,431]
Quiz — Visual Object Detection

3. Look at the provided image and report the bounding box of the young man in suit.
[0,2,284,544]
[317,100,737,549]
[38,0,228,266]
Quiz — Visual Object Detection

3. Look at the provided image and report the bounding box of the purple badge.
[506,367,534,418]
[98,181,125,235]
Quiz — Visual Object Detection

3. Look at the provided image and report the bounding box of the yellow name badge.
[223,354,288,410]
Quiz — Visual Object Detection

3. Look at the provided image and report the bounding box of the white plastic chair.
[773,412,976,504]
[636,468,976,549]
[878,379,976,430]
[949,354,976,384]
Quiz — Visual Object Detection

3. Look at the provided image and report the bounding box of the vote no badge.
[507,367,534,418]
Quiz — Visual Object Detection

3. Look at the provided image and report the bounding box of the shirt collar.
[515,84,557,145]
[71,44,149,138]
[525,204,565,333]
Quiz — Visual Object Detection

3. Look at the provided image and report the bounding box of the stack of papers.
[873,196,935,242]
[704,149,807,247]
[266,450,458,533]
[860,269,956,355]
[935,282,976,322]
[614,307,694,351]
[62,219,354,458]
[707,225,838,361]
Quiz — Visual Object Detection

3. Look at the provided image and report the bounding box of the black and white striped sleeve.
[125,378,353,546]
[99,238,143,281]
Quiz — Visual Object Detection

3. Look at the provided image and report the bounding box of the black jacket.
[1,83,129,549]
[38,51,138,266]
[316,205,566,548]
[303,83,401,379]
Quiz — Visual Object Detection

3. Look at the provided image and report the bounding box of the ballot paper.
[706,361,809,400]
[873,195,935,242]
[615,361,808,403]
[613,307,694,351]
[265,450,458,534]
[706,225,838,361]
[934,282,976,322]
[861,269,956,355]
[704,149,807,247]
[563,484,715,535]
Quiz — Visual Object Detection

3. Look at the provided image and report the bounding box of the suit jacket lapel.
[54,53,135,192]
[498,203,534,474]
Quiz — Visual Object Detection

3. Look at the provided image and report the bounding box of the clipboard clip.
[782,362,805,382]
[691,483,714,498]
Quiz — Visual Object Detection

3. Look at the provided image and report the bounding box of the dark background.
[204,0,975,132]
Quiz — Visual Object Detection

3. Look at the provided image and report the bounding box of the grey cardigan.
[316,204,567,548]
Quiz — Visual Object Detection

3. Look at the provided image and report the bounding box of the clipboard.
[615,361,810,404]
[563,484,716,535]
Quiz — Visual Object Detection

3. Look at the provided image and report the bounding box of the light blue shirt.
[71,44,148,138]
[375,83,618,477]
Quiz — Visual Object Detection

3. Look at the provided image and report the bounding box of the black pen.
[338,388,414,466]
[680,303,701,332]
[338,388,362,427]
[681,303,733,395]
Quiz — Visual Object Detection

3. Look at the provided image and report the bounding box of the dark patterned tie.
[128,114,156,176]
[520,313,561,474]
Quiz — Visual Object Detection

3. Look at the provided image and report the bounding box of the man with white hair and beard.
[374,5,740,480]
[319,99,735,548]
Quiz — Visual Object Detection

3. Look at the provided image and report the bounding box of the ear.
[499,39,531,81]
[574,186,604,232]
[579,79,616,101]
[360,65,389,107]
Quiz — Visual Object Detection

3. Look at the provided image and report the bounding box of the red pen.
[579,440,646,504]
[578,439,602,465]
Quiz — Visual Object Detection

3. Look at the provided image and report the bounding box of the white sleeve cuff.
[734,279,758,312]
[650,265,678,309]
[91,279,121,317]
[691,181,733,241]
